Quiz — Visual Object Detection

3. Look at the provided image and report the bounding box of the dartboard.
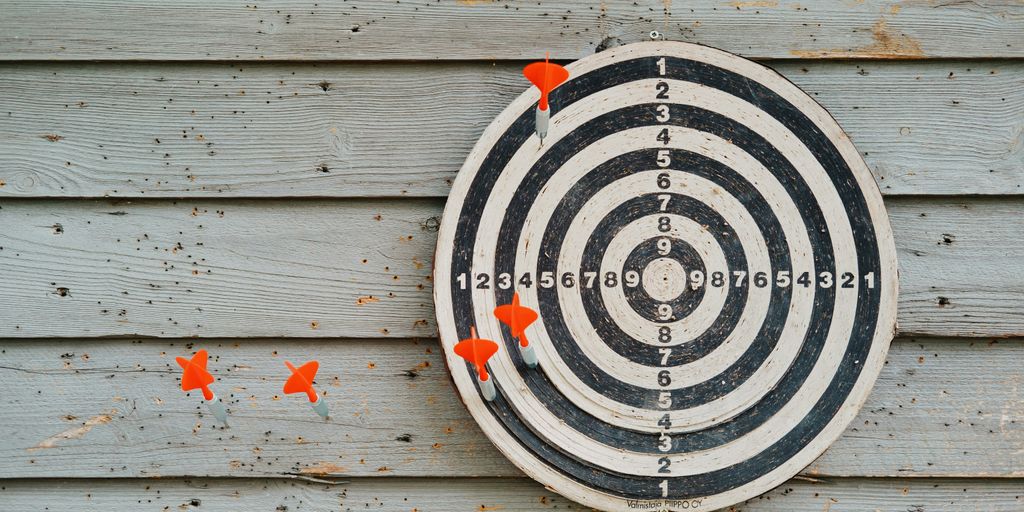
[434,41,898,512]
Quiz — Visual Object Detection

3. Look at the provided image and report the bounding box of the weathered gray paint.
[2,1,1022,508]
[0,1,1020,61]
[1,61,1020,198]
[1,198,1022,338]
[1,477,1022,512]
[1,337,1021,479]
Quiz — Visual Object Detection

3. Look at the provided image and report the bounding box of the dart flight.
[175,349,229,425]
[523,53,569,141]
[283,360,329,419]
[494,292,540,368]
[454,326,499,401]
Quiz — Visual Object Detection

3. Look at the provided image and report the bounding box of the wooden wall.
[0,1,1022,510]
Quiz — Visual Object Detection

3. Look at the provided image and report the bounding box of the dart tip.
[478,375,497,401]
[311,396,330,419]
[206,392,229,426]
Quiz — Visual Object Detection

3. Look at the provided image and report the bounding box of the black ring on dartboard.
[494,107,819,435]
[567,191,752,373]
[582,184,743,331]
[621,236,707,321]
[468,103,831,491]
[528,165,786,407]
[448,55,882,499]
[574,169,763,367]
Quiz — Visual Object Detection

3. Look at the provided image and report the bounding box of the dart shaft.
[310,395,329,419]
[205,392,229,426]
[535,106,550,140]
[520,343,538,368]
[478,375,496,402]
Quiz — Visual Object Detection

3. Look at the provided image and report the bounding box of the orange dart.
[175,349,228,425]
[494,292,540,368]
[523,53,569,141]
[454,326,500,401]
[523,53,569,112]
[283,360,329,419]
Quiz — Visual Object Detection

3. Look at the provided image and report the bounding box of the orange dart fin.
[523,55,569,112]
[493,292,539,345]
[283,360,320,402]
[176,349,215,400]
[454,327,499,382]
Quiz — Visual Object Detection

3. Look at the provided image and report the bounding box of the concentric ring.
[434,42,897,512]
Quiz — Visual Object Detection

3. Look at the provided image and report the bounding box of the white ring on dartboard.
[469,93,859,454]
[464,82,856,471]
[622,236,709,321]
[581,178,754,367]
[565,215,782,431]
[434,41,897,512]
[551,162,794,411]
[545,183,793,431]
[639,258,688,302]
[462,57,864,475]
[483,169,836,442]
[473,110,824,430]
[602,213,732,347]
[580,176,757,347]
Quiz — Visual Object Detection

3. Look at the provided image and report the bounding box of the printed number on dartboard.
[454,270,876,290]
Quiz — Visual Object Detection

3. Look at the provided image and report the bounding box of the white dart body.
[205,392,229,426]
[535,106,550,140]
[478,375,497,401]
[310,395,329,419]
[520,343,539,369]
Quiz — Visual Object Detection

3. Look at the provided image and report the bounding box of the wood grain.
[0,198,1021,338]
[0,1,1020,61]
[0,337,1021,479]
[890,199,1024,337]
[1,477,1022,511]
[1,61,1020,198]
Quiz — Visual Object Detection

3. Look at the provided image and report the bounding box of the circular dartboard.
[434,41,898,512]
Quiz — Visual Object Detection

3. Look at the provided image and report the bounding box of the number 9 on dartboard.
[434,41,897,512]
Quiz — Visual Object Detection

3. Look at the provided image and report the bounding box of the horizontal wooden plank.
[890,199,1024,337]
[0,1,1021,61]
[0,337,1021,479]
[0,61,1020,198]
[1,477,1023,512]
[0,199,439,338]
[0,197,1022,338]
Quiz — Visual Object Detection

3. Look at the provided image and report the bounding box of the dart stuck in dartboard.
[494,292,540,368]
[453,326,499,401]
[523,54,569,142]
[434,41,897,512]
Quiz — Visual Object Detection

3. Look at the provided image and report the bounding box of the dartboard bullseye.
[434,41,898,512]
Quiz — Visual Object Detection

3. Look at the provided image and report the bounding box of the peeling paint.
[728,0,778,7]
[300,461,347,475]
[790,18,924,59]
[30,413,114,450]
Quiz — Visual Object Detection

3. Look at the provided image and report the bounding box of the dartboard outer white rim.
[434,41,898,512]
